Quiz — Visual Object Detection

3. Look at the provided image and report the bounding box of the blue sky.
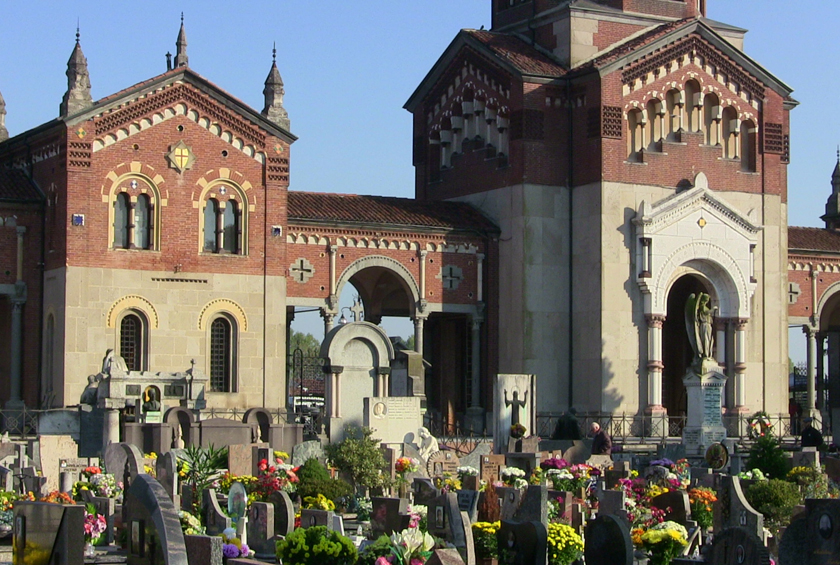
[1,1,833,358]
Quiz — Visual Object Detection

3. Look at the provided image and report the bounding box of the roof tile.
[465,30,567,77]
[0,169,42,202]
[288,192,498,232]
[789,227,840,253]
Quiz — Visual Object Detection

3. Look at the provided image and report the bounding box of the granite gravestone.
[269,490,295,537]
[300,509,335,530]
[104,443,143,485]
[414,478,439,507]
[202,489,231,536]
[778,516,807,565]
[371,497,409,537]
[364,397,423,445]
[597,489,626,520]
[803,498,840,563]
[584,515,633,565]
[457,490,480,523]
[710,527,770,565]
[291,440,324,467]
[480,455,506,483]
[184,534,223,565]
[512,485,547,524]
[496,487,524,521]
[650,490,691,526]
[123,474,188,565]
[227,444,255,478]
[713,475,764,540]
[13,502,84,565]
[246,502,275,559]
[156,451,179,507]
[428,451,460,479]
[497,520,547,565]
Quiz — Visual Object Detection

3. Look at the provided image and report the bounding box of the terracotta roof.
[465,30,567,77]
[789,227,840,254]
[0,169,42,202]
[576,18,693,71]
[288,192,498,232]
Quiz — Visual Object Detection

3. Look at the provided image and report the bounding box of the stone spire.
[822,149,840,230]
[174,13,189,68]
[0,89,8,142]
[261,43,290,130]
[60,26,93,117]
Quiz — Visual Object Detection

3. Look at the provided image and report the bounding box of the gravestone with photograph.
[371,497,409,537]
[300,508,334,529]
[364,397,423,445]
[584,515,633,565]
[202,489,231,536]
[710,527,770,565]
[246,501,275,559]
[480,454,506,483]
[123,474,188,565]
[497,520,547,565]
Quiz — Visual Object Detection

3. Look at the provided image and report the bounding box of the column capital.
[645,314,666,328]
[476,253,485,261]
[15,226,26,236]
[419,250,428,259]
[714,319,728,332]
[803,325,819,338]
[735,318,749,331]
[320,308,336,321]
[328,247,337,256]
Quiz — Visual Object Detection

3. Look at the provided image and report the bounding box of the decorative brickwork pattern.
[602,106,623,139]
[67,141,92,169]
[622,36,764,101]
[267,157,289,183]
[763,123,784,154]
[782,134,790,164]
[94,84,266,148]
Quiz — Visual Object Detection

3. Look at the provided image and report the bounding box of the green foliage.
[746,435,789,479]
[289,330,321,356]
[325,426,389,491]
[177,445,228,515]
[745,479,801,529]
[295,458,353,505]
[276,525,357,565]
[357,535,393,565]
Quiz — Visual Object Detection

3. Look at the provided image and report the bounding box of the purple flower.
[223,544,240,558]
[239,544,250,556]
[650,458,674,468]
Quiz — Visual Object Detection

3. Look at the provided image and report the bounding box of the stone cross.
[440,265,464,290]
[350,298,364,322]
[290,258,314,283]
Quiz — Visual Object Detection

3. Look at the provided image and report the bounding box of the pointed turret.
[0,89,8,142]
[262,44,290,131]
[822,150,840,230]
[174,13,189,68]
[59,27,93,117]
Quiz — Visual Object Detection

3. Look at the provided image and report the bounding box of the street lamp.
[338,306,352,325]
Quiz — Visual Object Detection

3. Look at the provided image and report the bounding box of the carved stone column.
[806,325,818,416]
[734,318,748,408]
[645,314,666,409]
[8,301,24,406]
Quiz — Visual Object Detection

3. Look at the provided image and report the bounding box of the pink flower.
[410,559,425,565]
[375,557,391,565]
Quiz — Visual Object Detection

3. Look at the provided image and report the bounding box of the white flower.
[457,466,479,477]
[513,478,528,489]
[501,467,526,478]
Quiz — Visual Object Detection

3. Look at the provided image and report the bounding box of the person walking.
[590,422,612,455]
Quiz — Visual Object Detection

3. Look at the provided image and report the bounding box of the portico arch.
[335,255,421,320]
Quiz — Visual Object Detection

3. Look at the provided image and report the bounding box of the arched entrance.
[818,288,840,439]
[662,274,715,418]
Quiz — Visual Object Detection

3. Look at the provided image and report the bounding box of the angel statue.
[685,292,717,369]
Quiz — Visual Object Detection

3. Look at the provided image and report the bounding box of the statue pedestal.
[682,367,727,456]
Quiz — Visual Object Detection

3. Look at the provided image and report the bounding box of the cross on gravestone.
[350,298,364,322]
[290,258,314,283]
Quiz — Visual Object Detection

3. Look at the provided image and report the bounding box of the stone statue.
[101,348,128,375]
[685,292,717,371]
[142,387,161,412]
[504,389,528,426]
[79,374,100,405]
[417,427,439,462]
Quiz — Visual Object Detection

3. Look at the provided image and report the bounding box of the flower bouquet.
[500,467,527,489]
[471,521,500,560]
[219,527,251,559]
[510,423,527,439]
[83,503,107,554]
[540,457,569,471]
[641,521,688,565]
[688,487,717,529]
[178,510,204,535]
[303,493,336,511]
[375,528,435,565]
[395,457,419,497]
[546,522,583,565]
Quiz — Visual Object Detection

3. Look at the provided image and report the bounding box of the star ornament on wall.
[166,140,196,173]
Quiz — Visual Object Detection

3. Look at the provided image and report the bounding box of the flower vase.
[85,541,95,558]
[398,481,408,500]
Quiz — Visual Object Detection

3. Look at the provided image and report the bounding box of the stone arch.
[320,321,395,369]
[164,407,195,449]
[335,255,421,310]
[652,242,748,318]
[107,295,159,329]
[244,408,274,443]
[198,298,248,331]
[817,280,840,330]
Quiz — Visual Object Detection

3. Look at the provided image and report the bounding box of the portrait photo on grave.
[435,506,444,529]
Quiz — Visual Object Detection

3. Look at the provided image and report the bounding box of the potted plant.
[640,521,688,565]
[472,521,500,565]
[546,522,583,565]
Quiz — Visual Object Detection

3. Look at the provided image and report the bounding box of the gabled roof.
[789,227,840,255]
[405,29,566,111]
[575,17,793,98]
[1,66,296,149]
[0,169,43,203]
[287,192,499,234]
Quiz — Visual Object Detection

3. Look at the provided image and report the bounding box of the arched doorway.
[662,274,715,418]
[818,289,840,439]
